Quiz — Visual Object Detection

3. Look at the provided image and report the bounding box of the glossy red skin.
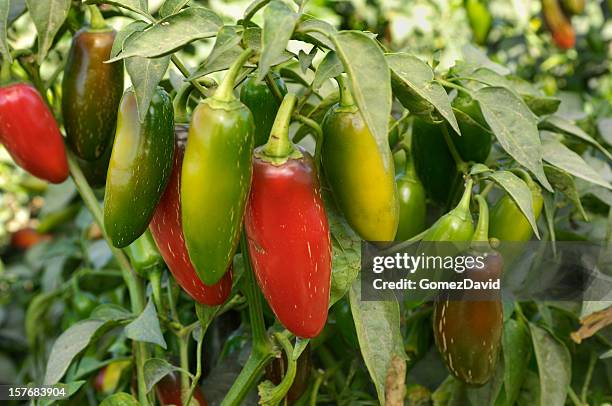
[11,228,51,249]
[245,150,332,338]
[0,83,68,183]
[150,127,232,305]
[156,372,207,406]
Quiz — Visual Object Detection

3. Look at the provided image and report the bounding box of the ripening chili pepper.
[182,49,255,285]
[240,73,288,147]
[542,0,575,49]
[245,93,332,338]
[104,87,174,248]
[93,360,131,394]
[322,76,399,241]
[395,146,426,241]
[433,195,503,386]
[0,83,69,183]
[464,0,493,45]
[422,179,474,242]
[265,344,312,405]
[10,228,52,250]
[62,6,123,161]
[561,0,585,15]
[490,172,543,242]
[411,118,458,206]
[150,125,232,306]
[451,95,492,163]
[155,371,207,406]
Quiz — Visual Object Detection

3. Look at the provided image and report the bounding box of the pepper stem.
[87,5,107,30]
[0,58,10,84]
[335,75,355,107]
[215,48,253,103]
[472,195,489,243]
[455,178,474,214]
[401,144,417,178]
[173,82,193,124]
[263,93,298,159]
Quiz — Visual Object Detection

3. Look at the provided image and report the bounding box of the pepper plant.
[0,0,610,405]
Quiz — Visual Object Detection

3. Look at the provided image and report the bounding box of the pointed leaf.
[111,20,148,58]
[44,320,111,384]
[109,7,222,61]
[26,0,71,63]
[542,138,612,190]
[126,56,171,122]
[540,115,612,161]
[294,17,336,49]
[529,324,571,406]
[189,25,243,80]
[0,0,11,62]
[474,87,552,191]
[333,31,391,153]
[543,165,588,220]
[349,280,406,405]
[124,299,167,349]
[85,0,147,15]
[503,319,531,405]
[488,170,540,238]
[159,0,191,17]
[387,53,460,135]
[99,392,140,406]
[257,0,298,81]
[313,51,342,91]
[144,358,184,393]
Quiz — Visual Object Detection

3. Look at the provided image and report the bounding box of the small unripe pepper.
[395,146,426,241]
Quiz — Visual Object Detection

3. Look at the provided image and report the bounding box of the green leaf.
[44,320,110,384]
[244,0,271,21]
[124,299,167,349]
[502,318,531,405]
[474,87,552,191]
[110,20,148,58]
[38,381,87,406]
[298,48,316,74]
[189,25,244,80]
[529,324,571,406]
[126,56,171,122]
[542,191,557,253]
[333,31,392,155]
[349,280,406,406]
[487,170,540,238]
[25,290,62,346]
[313,51,342,91]
[388,53,460,134]
[540,115,612,161]
[292,338,309,361]
[109,7,222,61]
[543,165,588,220]
[257,0,298,81]
[143,358,183,393]
[195,303,220,333]
[85,0,147,15]
[542,138,612,190]
[294,17,336,49]
[324,192,360,307]
[25,0,71,63]
[90,303,133,322]
[159,0,191,17]
[99,392,140,406]
[0,0,11,63]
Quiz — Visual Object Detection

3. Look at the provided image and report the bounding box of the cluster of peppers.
[541,0,584,49]
[0,5,550,392]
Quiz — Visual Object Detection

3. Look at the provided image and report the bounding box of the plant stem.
[581,352,597,402]
[294,114,324,169]
[441,124,468,174]
[1,58,11,83]
[67,152,148,405]
[263,93,298,159]
[170,55,210,98]
[178,333,190,402]
[220,233,275,406]
[436,78,473,97]
[87,5,107,30]
[215,48,254,102]
[185,327,205,406]
[472,195,489,243]
[335,75,355,107]
[265,73,285,104]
